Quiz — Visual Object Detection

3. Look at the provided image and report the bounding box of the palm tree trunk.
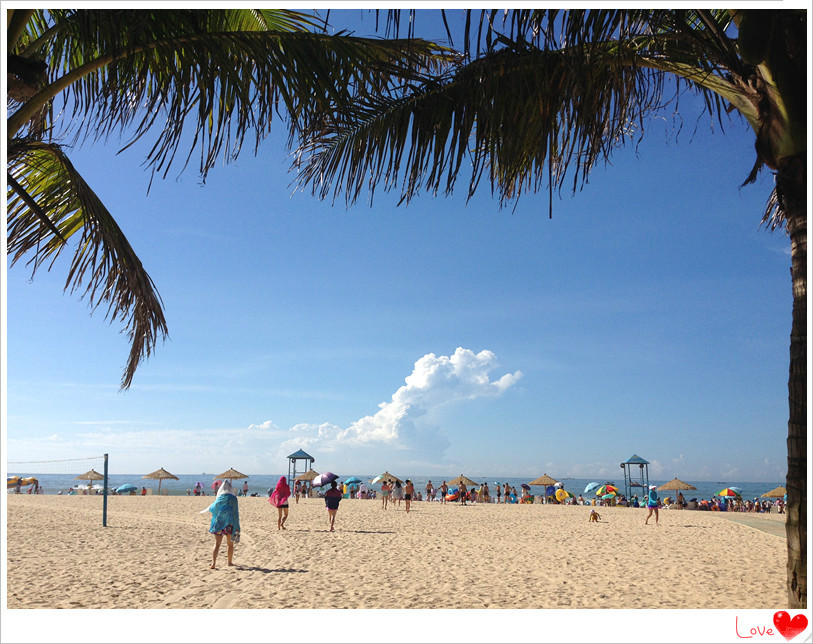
[781,154,806,609]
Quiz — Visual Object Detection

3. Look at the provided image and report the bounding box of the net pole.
[103,453,109,527]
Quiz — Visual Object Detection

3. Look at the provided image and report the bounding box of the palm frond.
[7,139,168,389]
[296,9,767,211]
[295,39,674,209]
[10,10,455,185]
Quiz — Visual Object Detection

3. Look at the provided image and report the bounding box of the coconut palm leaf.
[7,9,454,388]
[7,138,168,389]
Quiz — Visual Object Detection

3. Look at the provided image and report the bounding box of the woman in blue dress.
[204,480,241,568]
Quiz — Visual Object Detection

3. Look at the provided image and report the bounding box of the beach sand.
[5,494,787,612]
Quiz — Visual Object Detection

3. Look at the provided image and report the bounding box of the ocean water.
[6,471,784,504]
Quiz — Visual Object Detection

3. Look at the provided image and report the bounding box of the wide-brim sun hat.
[649,485,657,489]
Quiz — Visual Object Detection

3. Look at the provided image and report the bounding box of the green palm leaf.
[8,139,168,390]
[7,9,455,388]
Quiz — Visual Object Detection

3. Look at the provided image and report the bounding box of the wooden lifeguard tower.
[620,453,650,502]
[287,448,315,488]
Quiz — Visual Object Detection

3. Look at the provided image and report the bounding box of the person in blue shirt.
[645,485,659,525]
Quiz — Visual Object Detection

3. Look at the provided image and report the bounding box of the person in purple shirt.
[324,480,342,532]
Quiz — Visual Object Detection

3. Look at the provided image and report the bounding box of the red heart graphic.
[774,611,809,641]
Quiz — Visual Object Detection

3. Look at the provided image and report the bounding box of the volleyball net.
[7,453,110,526]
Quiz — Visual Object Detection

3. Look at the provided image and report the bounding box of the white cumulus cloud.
[278,348,521,471]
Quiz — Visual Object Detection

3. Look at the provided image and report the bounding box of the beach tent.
[142,467,179,495]
[761,486,787,498]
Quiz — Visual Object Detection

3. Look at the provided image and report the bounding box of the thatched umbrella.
[75,469,105,491]
[657,478,697,507]
[657,478,697,493]
[761,485,787,498]
[370,471,404,485]
[448,474,479,488]
[142,467,179,495]
[295,469,319,482]
[214,468,248,481]
[528,474,558,487]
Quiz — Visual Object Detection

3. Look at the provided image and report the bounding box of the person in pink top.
[269,476,291,530]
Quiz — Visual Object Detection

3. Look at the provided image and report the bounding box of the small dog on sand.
[589,509,601,522]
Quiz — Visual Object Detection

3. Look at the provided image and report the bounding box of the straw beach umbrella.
[142,467,179,495]
[76,469,104,482]
[371,471,403,485]
[75,469,104,491]
[761,486,787,498]
[448,474,478,487]
[296,469,319,482]
[657,478,697,498]
[528,474,558,487]
[214,468,248,482]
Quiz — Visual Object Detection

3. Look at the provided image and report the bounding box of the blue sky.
[4,10,793,482]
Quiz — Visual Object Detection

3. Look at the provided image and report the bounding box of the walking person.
[294,479,302,504]
[404,479,415,513]
[269,476,291,530]
[324,480,342,531]
[203,480,240,569]
[425,480,433,502]
[381,480,391,509]
[496,483,501,504]
[460,482,467,505]
[440,481,448,504]
[393,480,404,507]
[242,480,249,497]
[503,482,510,504]
[645,485,659,525]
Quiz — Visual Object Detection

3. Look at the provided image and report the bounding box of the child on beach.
[589,509,601,522]
[324,480,342,531]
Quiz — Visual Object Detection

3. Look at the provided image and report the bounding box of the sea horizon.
[7,471,786,503]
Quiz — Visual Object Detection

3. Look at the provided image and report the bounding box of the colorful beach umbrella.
[555,488,574,502]
[116,484,138,493]
[343,477,363,486]
[717,487,742,498]
[584,482,600,494]
[595,484,619,497]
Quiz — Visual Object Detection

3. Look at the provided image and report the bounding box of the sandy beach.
[5,493,788,613]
